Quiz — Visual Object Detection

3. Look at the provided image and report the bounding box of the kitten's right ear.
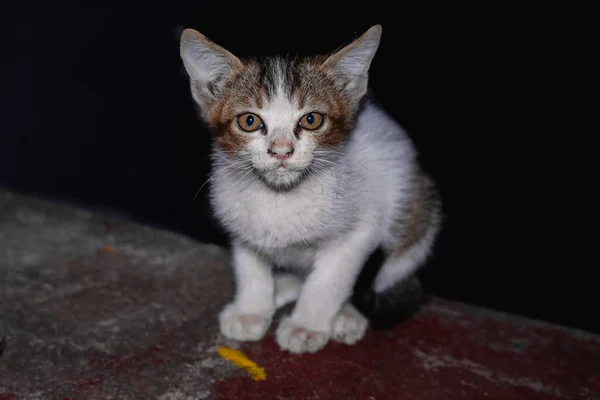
[180,29,242,110]
[321,25,382,107]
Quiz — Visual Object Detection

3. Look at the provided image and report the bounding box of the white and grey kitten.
[180,25,442,354]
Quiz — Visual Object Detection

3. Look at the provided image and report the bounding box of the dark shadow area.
[2,2,592,333]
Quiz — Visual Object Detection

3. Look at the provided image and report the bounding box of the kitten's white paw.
[275,316,331,354]
[332,303,369,345]
[219,303,272,341]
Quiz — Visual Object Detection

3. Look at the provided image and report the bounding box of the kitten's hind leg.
[219,243,275,341]
[274,273,302,309]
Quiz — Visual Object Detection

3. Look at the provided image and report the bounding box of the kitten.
[180,25,442,353]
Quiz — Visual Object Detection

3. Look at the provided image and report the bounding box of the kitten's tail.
[349,247,427,329]
[352,170,441,328]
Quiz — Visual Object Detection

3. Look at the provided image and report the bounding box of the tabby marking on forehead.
[206,56,352,153]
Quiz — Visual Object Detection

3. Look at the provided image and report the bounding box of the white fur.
[213,100,424,353]
[274,273,302,309]
[374,215,441,293]
[243,89,318,188]
[219,243,274,341]
[331,303,369,345]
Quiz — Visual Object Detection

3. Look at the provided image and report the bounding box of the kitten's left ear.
[322,25,382,105]
[180,29,242,111]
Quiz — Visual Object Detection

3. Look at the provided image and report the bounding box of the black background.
[3,2,595,332]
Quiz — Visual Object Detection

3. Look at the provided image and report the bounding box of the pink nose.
[268,138,294,160]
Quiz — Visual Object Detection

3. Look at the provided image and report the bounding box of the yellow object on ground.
[101,245,119,256]
[217,346,267,381]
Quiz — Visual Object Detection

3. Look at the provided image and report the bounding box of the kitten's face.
[180,26,382,189]
[206,58,353,188]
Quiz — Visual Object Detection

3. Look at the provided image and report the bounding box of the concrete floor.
[1,189,599,399]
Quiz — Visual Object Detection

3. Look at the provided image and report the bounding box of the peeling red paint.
[54,337,174,396]
[151,358,165,366]
[0,393,15,400]
[214,301,600,400]
[76,378,102,390]
[88,338,171,377]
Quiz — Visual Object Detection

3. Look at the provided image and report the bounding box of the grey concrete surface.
[0,189,242,399]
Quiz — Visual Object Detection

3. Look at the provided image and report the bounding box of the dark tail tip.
[351,275,425,329]
[350,247,426,329]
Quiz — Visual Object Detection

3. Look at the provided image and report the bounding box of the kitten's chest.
[213,179,342,249]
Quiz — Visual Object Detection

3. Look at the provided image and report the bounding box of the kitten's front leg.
[219,242,275,341]
[276,228,375,353]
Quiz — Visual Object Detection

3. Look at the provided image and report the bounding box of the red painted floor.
[215,300,600,400]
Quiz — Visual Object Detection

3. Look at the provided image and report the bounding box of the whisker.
[229,165,255,181]
[237,169,260,193]
[312,158,337,166]
[193,157,254,200]
[222,160,252,170]
[306,164,333,182]
[313,149,346,157]
[310,161,335,177]
[193,175,213,200]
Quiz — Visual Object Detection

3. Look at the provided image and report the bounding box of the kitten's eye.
[298,112,324,130]
[238,113,264,132]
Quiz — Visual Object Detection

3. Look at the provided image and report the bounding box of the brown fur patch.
[394,169,442,256]
[204,63,266,153]
[211,120,252,154]
[295,59,353,147]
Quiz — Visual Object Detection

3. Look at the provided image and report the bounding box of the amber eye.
[237,113,264,132]
[298,112,324,130]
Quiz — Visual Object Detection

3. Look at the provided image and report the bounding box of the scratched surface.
[0,189,599,400]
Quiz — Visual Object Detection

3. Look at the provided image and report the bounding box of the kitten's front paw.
[275,316,331,354]
[332,303,369,345]
[219,303,273,341]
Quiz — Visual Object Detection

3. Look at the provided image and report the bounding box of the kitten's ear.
[180,29,242,110]
[322,25,382,104]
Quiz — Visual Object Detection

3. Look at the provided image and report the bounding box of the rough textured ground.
[1,189,599,400]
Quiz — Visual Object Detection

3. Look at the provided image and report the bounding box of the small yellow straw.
[217,346,267,381]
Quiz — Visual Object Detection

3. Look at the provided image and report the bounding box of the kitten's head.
[180,25,382,189]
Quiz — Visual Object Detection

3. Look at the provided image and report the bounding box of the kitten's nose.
[268,138,294,160]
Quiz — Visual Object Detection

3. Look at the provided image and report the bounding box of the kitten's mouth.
[256,163,305,190]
